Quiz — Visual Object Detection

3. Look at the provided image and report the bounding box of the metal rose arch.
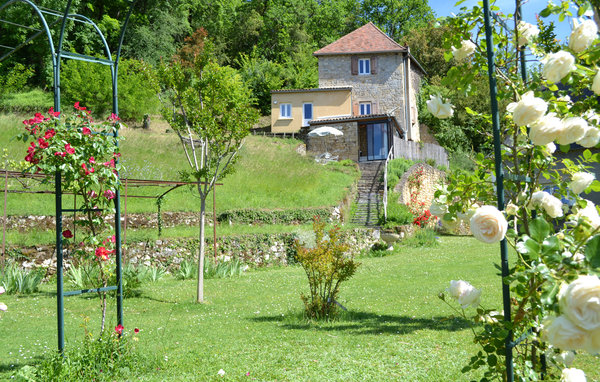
[0,0,136,352]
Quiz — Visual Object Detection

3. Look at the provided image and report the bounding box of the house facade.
[270,22,425,162]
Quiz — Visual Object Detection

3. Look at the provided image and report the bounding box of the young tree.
[158,35,259,303]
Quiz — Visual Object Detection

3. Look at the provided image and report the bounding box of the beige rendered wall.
[271,90,351,133]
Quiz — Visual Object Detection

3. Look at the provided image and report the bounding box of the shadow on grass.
[251,310,472,335]
[0,355,45,374]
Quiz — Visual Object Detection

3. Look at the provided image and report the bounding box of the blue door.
[367,123,388,160]
[302,103,313,127]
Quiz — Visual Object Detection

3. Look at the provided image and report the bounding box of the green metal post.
[482,1,514,381]
[55,172,64,353]
[516,0,527,83]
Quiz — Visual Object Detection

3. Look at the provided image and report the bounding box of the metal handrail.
[383,145,394,222]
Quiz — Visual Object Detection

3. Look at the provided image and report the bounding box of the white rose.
[543,315,588,350]
[529,113,563,145]
[561,367,587,382]
[470,205,508,244]
[588,327,600,353]
[509,91,548,126]
[542,51,576,83]
[517,21,540,46]
[541,193,564,218]
[429,199,448,217]
[505,203,519,216]
[452,40,476,61]
[576,200,600,229]
[558,117,588,145]
[592,70,600,95]
[569,18,598,53]
[555,351,576,367]
[569,172,595,195]
[544,142,557,156]
[559,275,600,331]
[576,126,600,148]
[426,95,454,119]
[447,280,481,308]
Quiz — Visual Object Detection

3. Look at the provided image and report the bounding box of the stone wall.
[317,53,421,142]
[306,121,359,162]
[394,162,446,208]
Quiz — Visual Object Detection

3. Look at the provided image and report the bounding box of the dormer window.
[358,59,370,75]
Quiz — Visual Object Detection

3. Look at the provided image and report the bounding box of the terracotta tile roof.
[314,22,406,56]
[271,87,352,94]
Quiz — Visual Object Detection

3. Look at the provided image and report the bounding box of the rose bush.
[19,104,121,333]
[435,1,600,379]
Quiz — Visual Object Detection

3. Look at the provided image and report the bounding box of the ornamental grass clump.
[295,217,360,320]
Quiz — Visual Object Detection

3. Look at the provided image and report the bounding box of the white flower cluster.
[426,95,454,119]
[470,205,508,244]
[561,367,587,382]
[517,21,539,46]
[528,190,564,218]
[451,40,476,61]
[544,275,600,355]
[0,286,6,313]
[447,280,481,309]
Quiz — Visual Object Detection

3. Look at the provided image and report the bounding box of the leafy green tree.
[158,37,259,303]
[359,0,434,41]
[237,51,285,115]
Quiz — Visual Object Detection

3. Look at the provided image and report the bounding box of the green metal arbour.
[0,0,135,352]
[482,1,544,381]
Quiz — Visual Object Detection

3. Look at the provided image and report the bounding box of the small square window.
[358,59,370,75]
[359,102,371,115]
[280,103,292,118]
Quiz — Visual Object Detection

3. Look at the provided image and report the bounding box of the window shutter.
[353,102,359,116]
[351,56,358,75]
[373,102,379,114]
[371,56,378,74]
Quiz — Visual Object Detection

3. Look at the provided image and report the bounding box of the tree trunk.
[196,196,206,303]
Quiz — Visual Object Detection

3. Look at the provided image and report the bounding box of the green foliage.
[0,262,44,295]
[237,51,285,115]
[295,218,360,320]
[217,207,332,225]
[0,63,34,95]
[359,0,434,42]
[380,195,414,228]
[448,150,476,173]
[138,264,166,283]
[175,258,246,279]
[0,89,53,113]
[32,321,144,381]
[401,228,438,248]
[66,262,144,298]
[60,58,160,121]
[385,157,414,191]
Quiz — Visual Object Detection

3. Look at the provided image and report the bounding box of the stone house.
[270,22,426,162]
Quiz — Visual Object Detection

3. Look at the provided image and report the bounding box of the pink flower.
[65,143,75,154]
[114,324,124,335]
[82,127,91,135]
[74,101,86,111]
[54,152,66,158]
[246,372,250,376]
[48,107,61,118]
[108,113,120,122]
[38,138,49,149]
[62,230,73,238]
[104,190,115,200]
[81,163,94,175]
[95,247,113,261]
[89,156,95,164]
[88,190,98,198]
[134,328,139,334]
[103,158,115,168]
[44,129,56,139]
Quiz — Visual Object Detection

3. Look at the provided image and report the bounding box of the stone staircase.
[351,161,385,226]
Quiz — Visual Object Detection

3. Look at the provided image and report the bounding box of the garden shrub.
[175,258,246,280]
[0,63,34,95]
[60,58,159,121]
[401,228,439,248]
[0,262,44,295]
[295,218,360,320]
[216,207,332,225]
[385,157,415,191]
[379,194,414,228]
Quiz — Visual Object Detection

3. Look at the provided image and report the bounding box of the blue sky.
[429,0,574,43]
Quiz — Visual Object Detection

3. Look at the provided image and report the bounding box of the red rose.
[62,230,73,238]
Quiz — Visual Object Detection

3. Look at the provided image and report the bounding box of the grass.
[0,236,597,381]
[1,113,358,216]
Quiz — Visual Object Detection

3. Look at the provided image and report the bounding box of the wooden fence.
[393,140,449,168]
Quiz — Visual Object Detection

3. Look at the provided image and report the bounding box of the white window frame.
[358,58,371,75]
[279,103,292,119]
[359,102,371,115]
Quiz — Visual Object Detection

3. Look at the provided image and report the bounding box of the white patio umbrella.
[307,126,343,155]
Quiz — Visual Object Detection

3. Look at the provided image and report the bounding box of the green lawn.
[1,113,358,215]
[1,236,598,381]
